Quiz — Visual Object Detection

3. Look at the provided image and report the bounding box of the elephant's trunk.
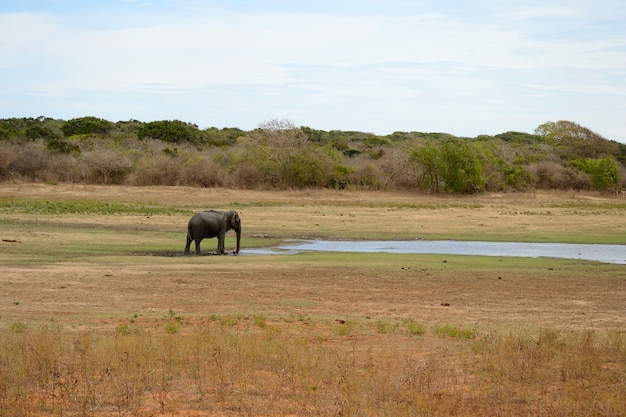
[235,227,241,254]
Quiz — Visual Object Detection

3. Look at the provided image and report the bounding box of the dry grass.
[1,183,626,416]
[1,320,624,416]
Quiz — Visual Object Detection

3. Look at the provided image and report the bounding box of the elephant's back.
[190,210,224,223]
[198,210,223,218]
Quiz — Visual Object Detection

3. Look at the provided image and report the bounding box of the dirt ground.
[1,183,625,331]
[1,183,626,416]
[2,257,625,332]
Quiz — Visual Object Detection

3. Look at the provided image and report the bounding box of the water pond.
[245,239,626,264]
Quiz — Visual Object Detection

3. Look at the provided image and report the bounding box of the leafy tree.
[137,120,201,143]
[46,139,80,154]
[236,119,308,187]
[535,120,620,158]
[0,117,40,140]
[282,149,332,188]
[61,116,114,137]
[115,120,144,137]
[300,126,328,143]
[504,165,533,191]
[411,140,487,193]
[571,157,621,191]
[411,142,442,193]
[0,124,13,141]
[439,140,487,193]
[25,124,61,141]
[204,127,244,147]
[0,120,16,140]
[385,131,413,142]
[495,131,542,144]
[235,119,346,188]
[2,114,625,193]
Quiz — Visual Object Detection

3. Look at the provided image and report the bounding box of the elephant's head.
[227,210,241,254]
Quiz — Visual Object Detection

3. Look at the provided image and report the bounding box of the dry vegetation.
[2,117,626,193]
[0,183,625,416]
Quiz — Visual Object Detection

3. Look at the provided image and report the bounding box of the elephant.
[184,210,241,255]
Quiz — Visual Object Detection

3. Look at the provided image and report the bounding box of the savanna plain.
[0,183,625,416]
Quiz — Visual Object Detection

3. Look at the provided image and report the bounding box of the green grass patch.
[0,197,189,216]
[403,319,426,336]
[433,324,478,340]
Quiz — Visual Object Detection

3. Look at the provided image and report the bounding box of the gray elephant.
[184,210,241,255]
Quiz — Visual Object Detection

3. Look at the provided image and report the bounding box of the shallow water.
[245,239,626,264]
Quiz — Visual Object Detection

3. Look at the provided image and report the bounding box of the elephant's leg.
[195,238,202,254]
[184,234,193,255]
[217,234,225,254]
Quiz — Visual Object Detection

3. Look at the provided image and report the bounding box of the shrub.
[527,160,591,190]
[231,157,265,188]
[571,157,622,191]
[41,154,80,183]
[346,159,384,190]
[0,124,10,141]
[46,138,80,154]
[411,140,487,193]
[280,147,343,188]
[62,116,114,136]
[180,154,230,187]
[0,143,17,179]
[235,119,317,188]
[204,127,244,147]
[137,120,201,144]
[6,142,48,181]
[80,149,133,184]
[376,146,419,190]
[131,153,181,186]
[25,124,61,141]
[536,120,620,158]
[504,165,533,191]
[2,116,625,194]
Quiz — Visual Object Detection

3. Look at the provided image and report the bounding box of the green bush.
[137,120,201,143]
[505,165,533,191]
[62,116,114,136]
[25,124,61,141]
[572,157,621,191]
[411,140,487,193]
[46,138,80,154]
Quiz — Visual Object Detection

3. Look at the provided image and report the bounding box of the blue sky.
[1,0,625,141]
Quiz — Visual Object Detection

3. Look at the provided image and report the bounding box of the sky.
[1,0,625,141]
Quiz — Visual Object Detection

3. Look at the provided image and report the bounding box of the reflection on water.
[245,240,626,264]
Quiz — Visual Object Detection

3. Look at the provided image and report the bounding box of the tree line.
[1,116,625,193]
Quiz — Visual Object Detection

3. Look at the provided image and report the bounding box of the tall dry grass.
[1,318,624,416]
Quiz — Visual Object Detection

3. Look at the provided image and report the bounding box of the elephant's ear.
[230,212,240,227]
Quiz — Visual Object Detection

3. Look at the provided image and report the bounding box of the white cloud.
[1,1,625,140]
[0,13,55,45]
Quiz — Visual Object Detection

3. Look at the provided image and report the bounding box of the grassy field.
[0,183,625,416]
